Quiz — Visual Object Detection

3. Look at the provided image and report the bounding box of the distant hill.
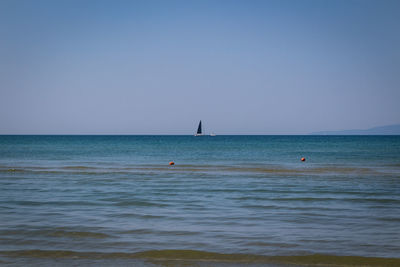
[310,124,400,135]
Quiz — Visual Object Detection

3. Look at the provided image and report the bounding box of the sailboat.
[194,120,204,136]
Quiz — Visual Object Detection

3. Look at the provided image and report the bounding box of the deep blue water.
[0,135,400,264]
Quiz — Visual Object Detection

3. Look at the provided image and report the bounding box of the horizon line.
[1,134,399,136]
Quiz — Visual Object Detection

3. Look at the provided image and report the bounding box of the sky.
[0,0,399,134]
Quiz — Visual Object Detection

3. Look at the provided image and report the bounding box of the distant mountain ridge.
[310,124,400,135]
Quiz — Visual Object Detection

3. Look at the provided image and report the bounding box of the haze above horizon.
[1,0,399,135]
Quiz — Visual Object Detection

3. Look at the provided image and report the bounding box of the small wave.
[112,213,166,219]
[2,168,25,173]
[0,229,111,239]
[99,198,169,207]
[245,242,298,248]
[233,196,400,203]
[7,200,101,206]
[49,230,111,239]
[1,249,399,266]
[61,166,97,170]
[121,229,200,236]
[0,163,393,176]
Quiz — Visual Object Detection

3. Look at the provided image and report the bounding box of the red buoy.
[301,157,306,162]
[169,161,175,165]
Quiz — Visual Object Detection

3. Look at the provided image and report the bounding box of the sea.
[0,135,399,266]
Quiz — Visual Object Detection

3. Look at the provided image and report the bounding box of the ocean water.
[0,135,400,266]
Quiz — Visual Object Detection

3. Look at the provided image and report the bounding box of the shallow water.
[0,135,399,265]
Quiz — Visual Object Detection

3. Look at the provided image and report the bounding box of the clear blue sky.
[0,0,399,134]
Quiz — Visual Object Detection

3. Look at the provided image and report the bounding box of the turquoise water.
[0,135,400,265]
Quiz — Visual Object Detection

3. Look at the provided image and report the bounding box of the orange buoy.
[169,161,175,165]
[301,157,306,162]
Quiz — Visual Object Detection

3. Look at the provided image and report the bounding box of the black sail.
[197,121,202,134]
